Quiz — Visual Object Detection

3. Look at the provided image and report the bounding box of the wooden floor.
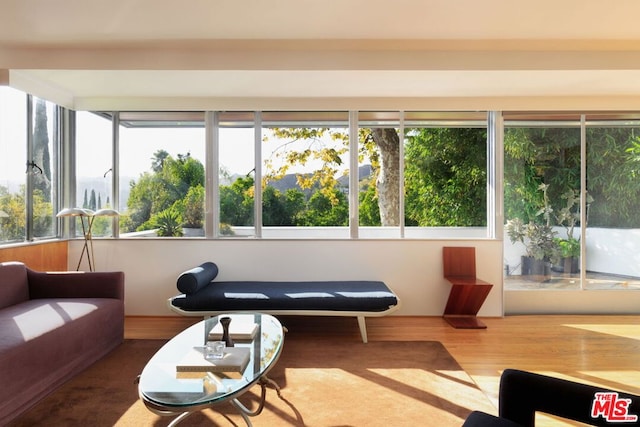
[125,314,640,423]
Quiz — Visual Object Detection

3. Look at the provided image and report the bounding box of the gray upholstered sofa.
[0,261,125,425]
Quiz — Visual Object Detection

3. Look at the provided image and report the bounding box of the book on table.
[176,347,251,373]
[207,322,258,341]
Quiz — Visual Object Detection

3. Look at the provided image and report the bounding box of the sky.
[77,112,256,179]
[0,87,28,184]
[1,107,256,183]
[75,113,347,181]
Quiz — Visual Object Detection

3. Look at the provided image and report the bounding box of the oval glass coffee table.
[138,313,284,426]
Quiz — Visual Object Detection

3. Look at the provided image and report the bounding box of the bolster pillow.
[177,262,219,294]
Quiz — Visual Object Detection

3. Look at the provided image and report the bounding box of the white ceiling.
[3,0,640,110]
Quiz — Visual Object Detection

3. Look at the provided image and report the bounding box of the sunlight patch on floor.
[575,371,640,395]
[564,324,640,340]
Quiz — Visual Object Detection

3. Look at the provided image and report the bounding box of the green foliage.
[504,127,581,224]
[33,99,52,203]
[263,126,489,228]
[505,184,557,260]
[152,208,183,237]
[220,176,254,226]
[587,128,640,227]
[181,185,204,228]
[0,186,25,241]
[506,217,557,260]
[404,128,487,226]
[264,127,348,206]
[0,185,54,241]
[262,186,306,226]
[126,172,161,231]
[298,188,349,226]
[504,126,640,229]
[219,223,235,236]
[90,216,112,237]
[89,189,97,211]
[554,187,593,240]
[32,189,53,238]
[358,182,381,226]
[219,173,348,228]
[151,149,170,173]
[555,236,580,258]
[264,126,404,225]
[125,151,205,233]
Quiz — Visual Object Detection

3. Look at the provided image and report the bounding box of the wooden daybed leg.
[357,316,368,343]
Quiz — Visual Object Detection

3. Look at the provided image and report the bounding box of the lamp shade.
[56,207,93,217]
[93,208,120,217]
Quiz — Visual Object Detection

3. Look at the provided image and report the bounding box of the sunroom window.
[0,87,27,243]
[503,112,640,291]
[117,112,206,238]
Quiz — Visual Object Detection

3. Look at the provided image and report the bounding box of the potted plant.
[552,188,593,273]
[506,218,556,275]
[553,236,580,273]
[505,184,556,275]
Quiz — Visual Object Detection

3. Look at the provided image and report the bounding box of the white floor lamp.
[57,207,94,271]
[57,207,121,271]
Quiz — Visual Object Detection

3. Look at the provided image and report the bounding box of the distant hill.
[75,165,373,211]
[269,164,372,193]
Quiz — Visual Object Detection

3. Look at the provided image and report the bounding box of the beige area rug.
[9,339,495,426]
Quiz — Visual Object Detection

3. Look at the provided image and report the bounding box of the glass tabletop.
[138,313,284,410]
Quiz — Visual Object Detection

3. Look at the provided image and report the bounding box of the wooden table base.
[443,315,488,329]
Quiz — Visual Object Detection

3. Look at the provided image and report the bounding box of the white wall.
[586,228,640,277]
[70,239,505,317]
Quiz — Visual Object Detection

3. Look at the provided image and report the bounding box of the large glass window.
[503,113,582,289]
[70,109,492,240]
[358,111,401,238]
[504,112,640,291]
[584,115,640,291]
[118,112,205,238]
[218,112,255,237]
[261,111,350,238]
[2,105,498,244]
[30,97,59,240]
[76,111,114,237]
[0,87,27,243]
[404,112,488,238]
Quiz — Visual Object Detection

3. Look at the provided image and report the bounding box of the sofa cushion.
[0,262,29,310]
[176,262,219,295]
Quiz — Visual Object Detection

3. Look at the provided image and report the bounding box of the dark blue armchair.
[463,369,640,426]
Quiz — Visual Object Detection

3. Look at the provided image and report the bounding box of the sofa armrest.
[27,269,125,300]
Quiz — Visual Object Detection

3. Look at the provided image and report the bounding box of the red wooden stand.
[442,247,493,329]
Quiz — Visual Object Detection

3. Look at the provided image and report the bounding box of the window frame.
[2,105,498,245]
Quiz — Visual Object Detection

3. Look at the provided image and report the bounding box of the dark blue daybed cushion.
[171,280,398,312]
[176,262,219,295]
